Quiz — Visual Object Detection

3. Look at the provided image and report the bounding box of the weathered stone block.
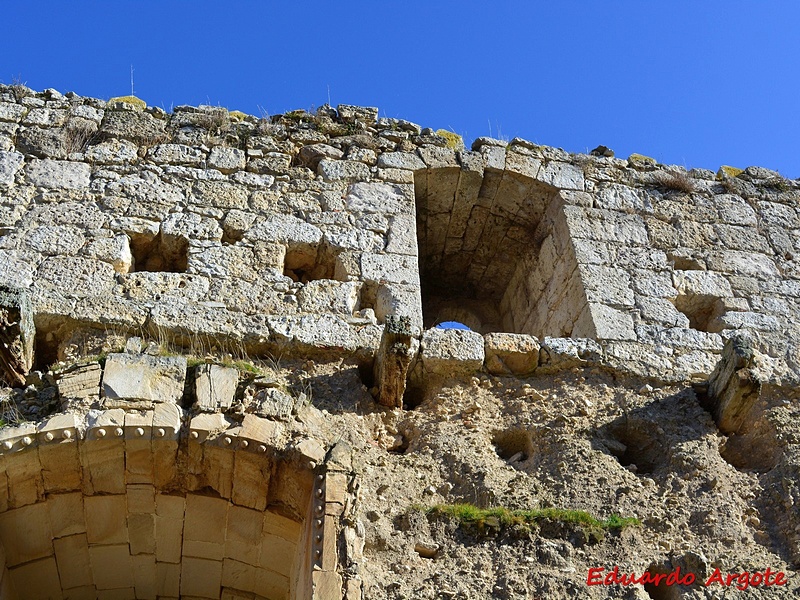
[421,328,484,375]
[25,158,90,189]
[102,353,187,404]
[484,332,540,375]
[708,336,767,434]
[194,363,239,413]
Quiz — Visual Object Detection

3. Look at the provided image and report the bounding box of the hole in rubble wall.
[720,430,781,473]
[602,421,666,475]
[402,383,426,410]
[283,243,338,283]
[643,562,682,600]
[130,231,188,273]
[492,428,533,463]
[32,328,60,373]
[672,293,723,333]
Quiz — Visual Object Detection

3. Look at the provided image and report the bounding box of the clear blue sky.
[3,1,799,177]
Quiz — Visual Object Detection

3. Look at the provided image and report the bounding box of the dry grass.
[655,170,695,193]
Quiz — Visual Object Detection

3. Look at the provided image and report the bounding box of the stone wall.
[0,84,799,598]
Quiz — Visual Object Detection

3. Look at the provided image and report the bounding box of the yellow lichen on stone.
[716,165,744,180]
[228,110,249,122]
[628,153,657,166]
[107,95,147,110]
[436,129,464,150]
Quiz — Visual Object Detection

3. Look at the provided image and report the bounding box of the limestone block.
[85,494,128,545]
[132,554,157,599]
[251,387,296,421]
[23,107,67,126]
[36,256,116,297]
[89,544,134,590]
[161,210,222,242]
[484,333,540,375]
[208,146,246,173]
[420,328,484,375]
[572,303,631,341]
[298,143,343,169]
[377,152,426,171]
[375,283,423,330]
[225,505,264,566]
[672,270,733,299]
[56,362,102,400]
[128,512,156,555]
[100,108,166,143]
[239,414,282,448]
[179,556,223,597]
[8,557,62,600]
[0,151,23,185]
[194,364,239,413]
[311,571,343,600]
[183,494,228,560]
[345,182,413,214]
[268,314,381,354]
[318,159,370,182]
[2,446,44,507]
[563,205,649,246]
[49,492,86,538]
[537,160,584,190]
[153,402,182,440]
[25,158,90,189]
[0,250,34,288]
[337,104,378,124]
[385,213,418,256]
[232,450,272,510]
[715,311,780,332]
[156,561,181,597]
[0,102,26,122]
[0,503,53,566]
[155,494,185,564]
[538,337,604,371]
[579,265,635,307]
[84,234,134,274]
[636,296,690,328]
[38,426,82,493]
[102,353,187,404]
[705,250,780,280]
[85,138,138,164]
[245,214,323,246]
[127,484,155,514]
[80,437,126,495]
[192,180,249,209]
[361,253,419,285]
[54,533,93,589]
[297,280,362,315]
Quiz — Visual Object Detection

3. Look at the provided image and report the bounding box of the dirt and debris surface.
[301,361,800,599]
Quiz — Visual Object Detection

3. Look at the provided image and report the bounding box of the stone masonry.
[0,84,798,598]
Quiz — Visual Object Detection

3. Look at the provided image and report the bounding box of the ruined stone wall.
[0,84,799,599]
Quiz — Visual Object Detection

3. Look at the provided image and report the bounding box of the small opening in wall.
[492,428,532,463]
[436,321,472,331]
[32,329,60,373]
[130,232,188,273]
[602,422,666,475]
[283,244,337,283]
[672,294,723,332]
[643,563,682,600]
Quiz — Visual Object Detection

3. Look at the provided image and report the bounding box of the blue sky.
[3,1,800,177]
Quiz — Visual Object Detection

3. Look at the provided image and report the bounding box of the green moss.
[435,129,464,150]
[108,95,147,110]
[717,165,744,180]
[419,503,640,532]
[628,153,656,166]
[228,110,249,122]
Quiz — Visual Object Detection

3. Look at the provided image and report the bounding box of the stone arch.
[414,146,586,338]
[0,409,341,600]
